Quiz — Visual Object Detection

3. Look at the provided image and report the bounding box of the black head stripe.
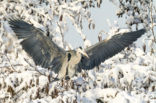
[79,46,82,50]
[67,53,71,61]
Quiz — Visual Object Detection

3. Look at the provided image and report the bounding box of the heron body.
[9,19,146,80]
[57,50,82,79]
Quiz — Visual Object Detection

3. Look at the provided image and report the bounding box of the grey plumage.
[9,19,146,80]
[78,29,146,70]
[9,19,65,73]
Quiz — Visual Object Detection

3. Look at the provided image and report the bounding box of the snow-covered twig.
[57,22,65,48]
[150,1,156,43]
[98,30,109,41]
[4,53,17,72]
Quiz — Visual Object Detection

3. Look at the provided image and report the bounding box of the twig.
[66,13,86,42]
[150,1,156,71]
[150,1,156,43]
[98,30,109,36]
[24,58,35,68]
[4,53,17,72]
[57,22,65,48]
[98,30,110,41]
[0,64,23,68]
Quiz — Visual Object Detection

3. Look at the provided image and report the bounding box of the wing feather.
[9,19,66,72]
[79,29,146,70]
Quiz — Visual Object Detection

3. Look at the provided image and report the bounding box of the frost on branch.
[0,0,101,49]
[110,0,156,56]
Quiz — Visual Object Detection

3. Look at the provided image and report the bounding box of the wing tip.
[134,28,147,39]
[139,28,146,34]
[8,18,34,39]
[8,18,25,28]
[8,17,21,25]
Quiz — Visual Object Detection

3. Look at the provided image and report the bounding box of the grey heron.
[9,19,146,80]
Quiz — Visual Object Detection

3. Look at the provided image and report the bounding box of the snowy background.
[0,0,156,103]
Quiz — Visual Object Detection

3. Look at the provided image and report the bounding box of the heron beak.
[77,48,89,58]
[82,51,89,58]
[80,50,89,58]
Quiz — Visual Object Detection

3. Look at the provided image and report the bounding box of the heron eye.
[67,53,71,61]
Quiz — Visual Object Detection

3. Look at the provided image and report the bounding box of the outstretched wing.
[9,19,66,73]
[79,29,146,70]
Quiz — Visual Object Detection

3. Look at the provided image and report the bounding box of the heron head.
[77,47,89,58]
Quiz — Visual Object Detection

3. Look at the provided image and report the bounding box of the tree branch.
[150,1,156,43]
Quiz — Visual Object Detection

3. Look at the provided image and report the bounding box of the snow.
[0,0,156,103]
[84,39,91,48]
